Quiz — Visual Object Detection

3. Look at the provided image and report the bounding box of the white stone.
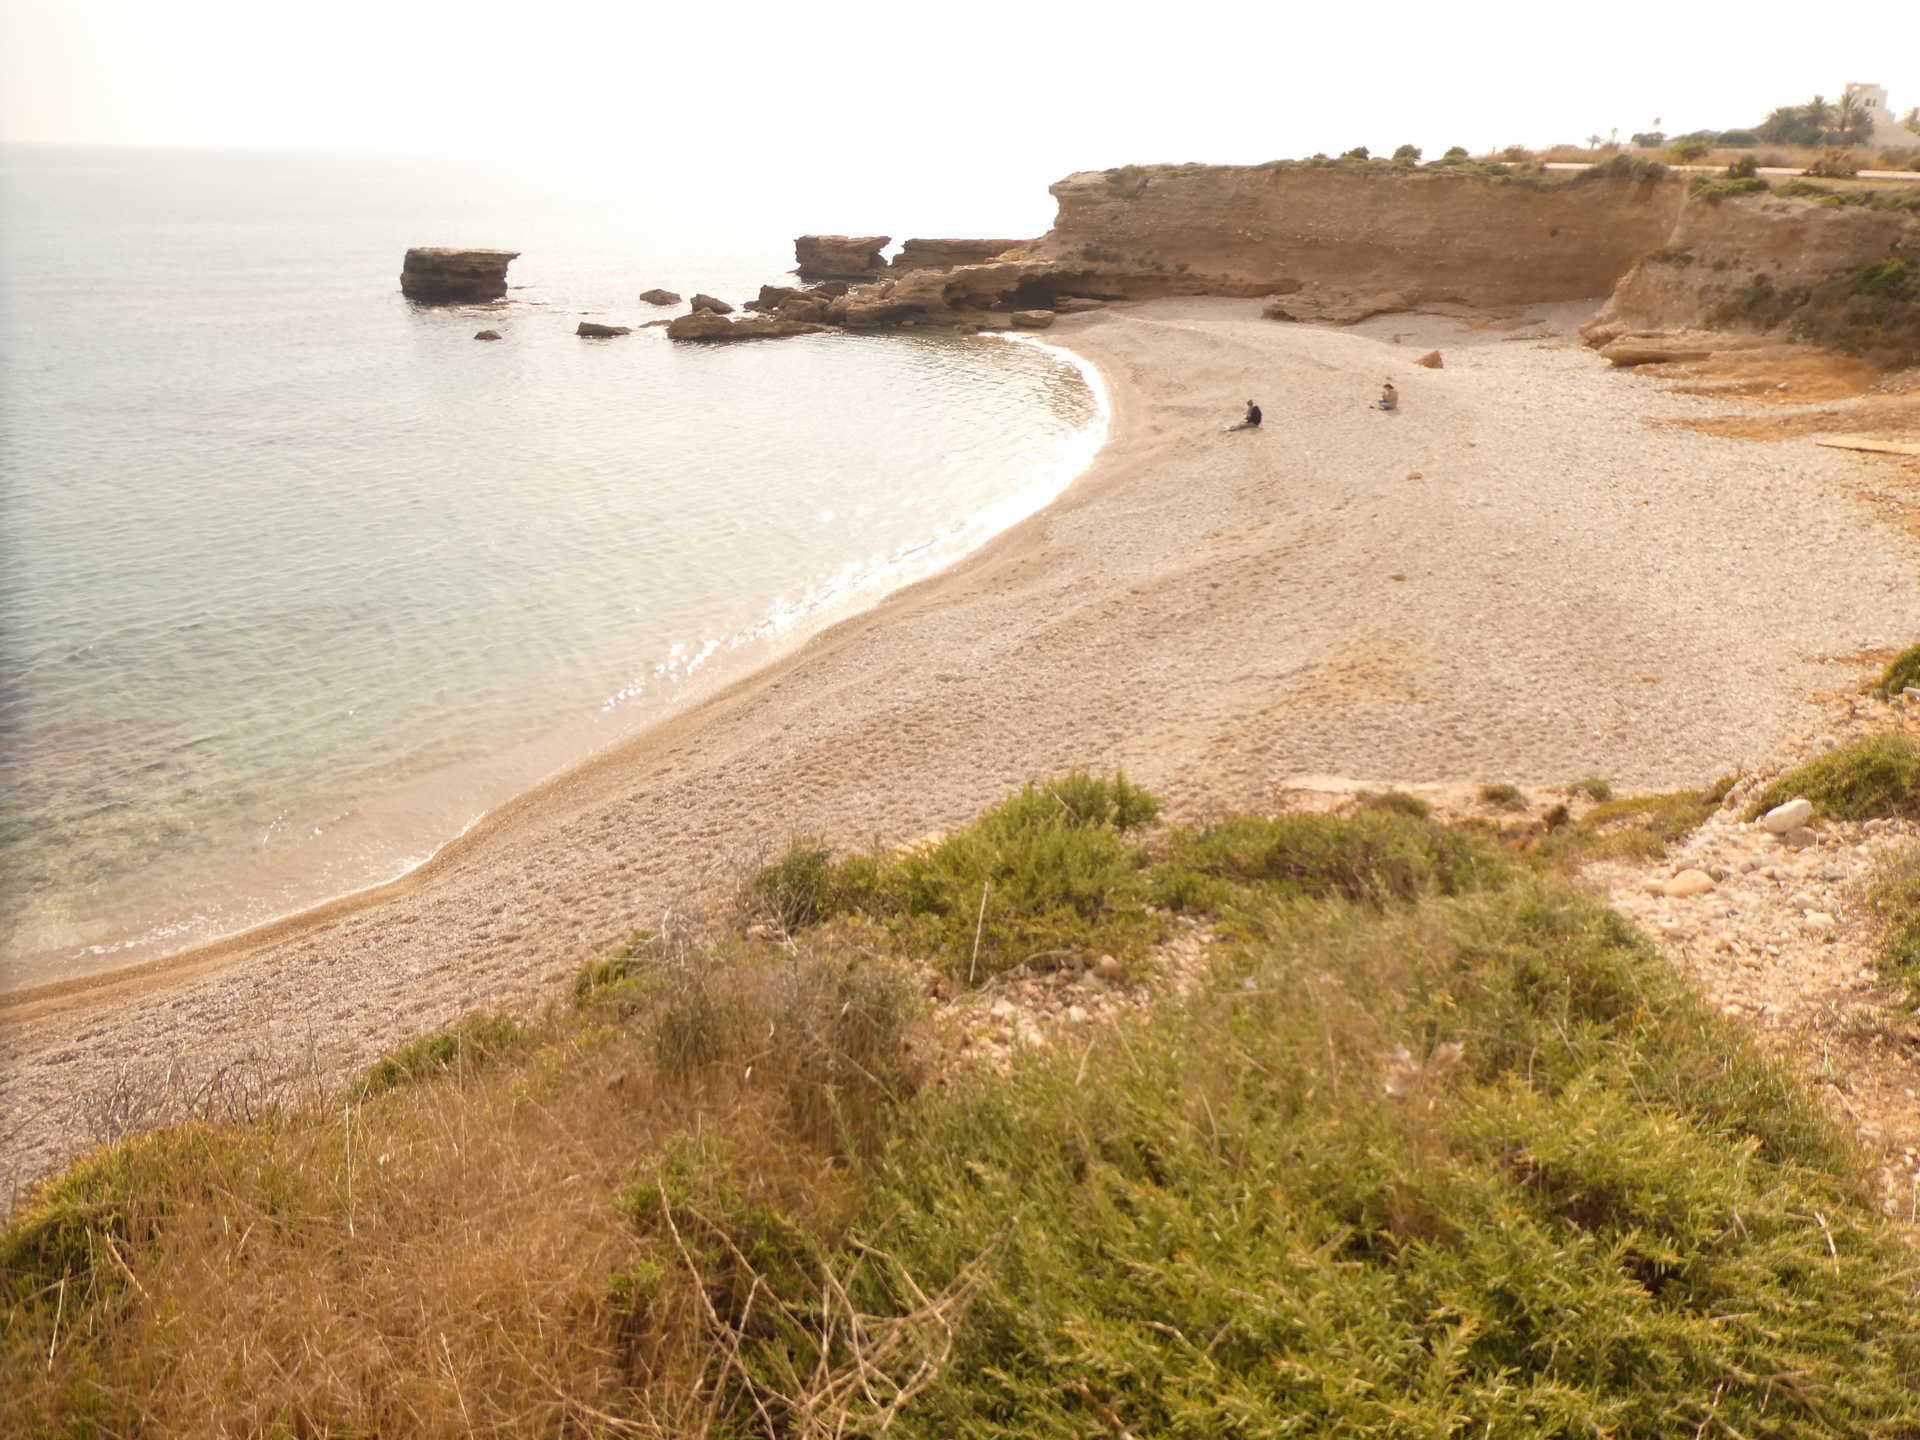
[1760,798,1813,834]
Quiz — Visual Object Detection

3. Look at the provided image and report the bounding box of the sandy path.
[5,297,1917,1199]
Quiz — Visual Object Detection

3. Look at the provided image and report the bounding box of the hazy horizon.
[3,2,1911,240]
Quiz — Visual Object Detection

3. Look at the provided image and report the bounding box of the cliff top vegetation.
[7,770,1918,1435]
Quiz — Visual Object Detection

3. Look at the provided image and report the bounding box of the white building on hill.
[1843,83,1918,148]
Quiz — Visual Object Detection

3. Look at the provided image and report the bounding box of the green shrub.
[1540,780,1732,867]
[1806,147,1862,178]
[1478,782,1526,810]
[1153,811,1505,913]
[741,880,1916,1435]
[1572,154,1669,185]
[572,928,658,1004]
[1442,145,1469,161]
[1669,138,1710,162]
[1726,153,1759,178]
[1879,642,1920,696]
[1341,145,1370,161]
[348,1013,529,1100]
[1744,734,1920,822]
[1392,143,1422,162]
[752,842,836,932]
[1570,776,1612,802]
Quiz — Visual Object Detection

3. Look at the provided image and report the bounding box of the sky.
[1,0,1912,236]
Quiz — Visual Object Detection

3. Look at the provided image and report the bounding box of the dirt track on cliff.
[6,297,1919,1200]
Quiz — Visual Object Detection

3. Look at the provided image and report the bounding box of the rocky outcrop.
[576,321,632,337]
[795,235,889,280]
[666,311,833,342]
[1580,193,1920,360]
[890,238,1027,272]
[639,288,681,305]
[473,329,503,341]
[1010,310,1056,329]
[400,248,520,304]
[689,293,734,314]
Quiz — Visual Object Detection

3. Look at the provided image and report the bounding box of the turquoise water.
[0,146,1101,988]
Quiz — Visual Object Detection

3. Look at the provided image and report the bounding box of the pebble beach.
[5,295,1918,1201]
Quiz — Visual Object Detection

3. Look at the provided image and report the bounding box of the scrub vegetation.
[6,773,1918,1436]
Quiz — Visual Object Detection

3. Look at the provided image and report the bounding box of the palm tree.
[1833,92,1871,146]
[1803,94,1834,137]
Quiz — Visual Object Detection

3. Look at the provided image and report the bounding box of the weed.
[1570,776,1612,802]
[1538,779,1733,867]
[1478,782,1526,809]
[348,1013,529,1100]
[1867,843,1920,1002]
[1879,642,1920,696]
[1744,734,1920,822]
[1356,789,1431,820]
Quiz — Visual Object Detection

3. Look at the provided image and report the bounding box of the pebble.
[1663,869,1715,898]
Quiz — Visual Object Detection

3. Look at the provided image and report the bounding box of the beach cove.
[5,294,1919,1197]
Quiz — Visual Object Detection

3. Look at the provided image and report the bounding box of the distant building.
[1843,83,1918,148]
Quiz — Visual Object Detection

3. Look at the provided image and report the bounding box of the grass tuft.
[349,1012,531,1100]
[1867,842,1920,1003]
[1478,781,1526,810]
[1744,733,1920,822]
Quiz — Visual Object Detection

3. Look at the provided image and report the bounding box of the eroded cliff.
[1016,163,1688,317]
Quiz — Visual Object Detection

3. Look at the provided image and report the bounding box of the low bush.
[1478,781,1525,809]
[748,772,1166,982]
[1356,788,1431,820]
[1689,174,1771,201]
[1152,811,1505,914]
[1805,147,1863,178]
[1571,153,1668,185]
[1879,642,1920,696]
[1745,734,1920,822]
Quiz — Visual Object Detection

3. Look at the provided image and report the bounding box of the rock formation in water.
[639,288,681,305]
[689,293,734,314]
[889,238,1028,272]
[576,321,632,337]
[794,235,890,281]
[400,248,520,304]
[666,311,833,342]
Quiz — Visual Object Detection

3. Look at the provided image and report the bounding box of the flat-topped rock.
[795,235,890,281]
[890,238,1028,272]
[400,247,519,304]
[576,321,632,337]
[639,288,681,305]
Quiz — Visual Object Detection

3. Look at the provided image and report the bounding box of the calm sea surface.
[0,146,1102,989]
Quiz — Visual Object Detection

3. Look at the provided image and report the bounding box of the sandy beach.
[5,295,1918,1199]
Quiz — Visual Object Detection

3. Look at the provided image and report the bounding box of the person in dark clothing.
[1227,399,1262,431]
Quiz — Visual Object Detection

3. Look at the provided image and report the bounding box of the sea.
[0,145,1104,991]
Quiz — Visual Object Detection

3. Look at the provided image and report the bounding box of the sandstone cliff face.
[1019,165,1687,313]
[1582,194,1920,345]
[400,247,520,304]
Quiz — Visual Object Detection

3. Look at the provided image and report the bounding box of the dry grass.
[3,925,928,1437]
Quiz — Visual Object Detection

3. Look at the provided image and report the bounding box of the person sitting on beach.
[1227,400,1262,431]
[1376,381,1398,412]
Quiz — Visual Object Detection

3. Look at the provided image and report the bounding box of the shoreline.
[0,329,1111,1006]
[5,295,1918,1198]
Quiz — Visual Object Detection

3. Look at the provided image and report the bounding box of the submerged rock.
[576,321,632,337]
[400,247,520,304]
[666,311,833,342]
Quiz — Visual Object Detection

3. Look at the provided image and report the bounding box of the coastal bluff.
[400,247,519,304]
